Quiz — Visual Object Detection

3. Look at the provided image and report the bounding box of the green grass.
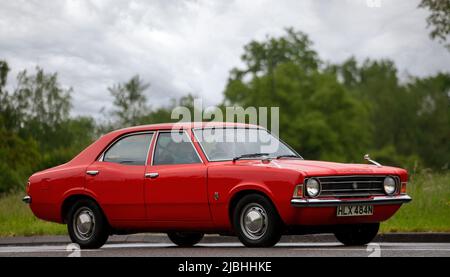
[380,171,450,232]
[0,172,449,236]
[0,193,66,236]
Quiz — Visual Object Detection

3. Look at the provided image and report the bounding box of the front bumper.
[291,195,412,207]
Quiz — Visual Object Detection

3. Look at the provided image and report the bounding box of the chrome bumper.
[22,195,31,204]
[291,195,412,207]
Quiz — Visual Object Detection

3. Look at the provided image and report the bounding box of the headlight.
[383,177,397,195]
[306,178,321,197]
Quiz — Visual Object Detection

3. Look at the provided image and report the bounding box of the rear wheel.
[334,223,379,246]
[67,199,109,249]
[233,194,282,247]
[167,232,204,247]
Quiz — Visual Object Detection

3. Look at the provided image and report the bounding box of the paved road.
[1,241,449,257]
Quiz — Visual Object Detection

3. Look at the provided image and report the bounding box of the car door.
[144,130,210,222]
[85,132,154,222]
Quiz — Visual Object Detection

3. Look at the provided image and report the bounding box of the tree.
[0,61,8,90]
[0,62,41,193]
[0,62,97,192]
[108,75,150,127]
[331,57,450,169]
[138,93,200,124]
[419,0,450,50]
[224,29,371,162]
[407,73,450,169]
[38,116,96,170]
[0,61,18,131]
[227,28,320,107]
[8,67,73,155]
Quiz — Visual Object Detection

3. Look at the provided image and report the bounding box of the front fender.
[227,183,278,214]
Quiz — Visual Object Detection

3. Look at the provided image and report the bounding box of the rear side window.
[103,133,153,165]
[153,132,201,165]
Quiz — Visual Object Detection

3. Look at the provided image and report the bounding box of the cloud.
[0,0,448,118]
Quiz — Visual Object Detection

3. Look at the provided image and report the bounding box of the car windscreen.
[193,128,300,161]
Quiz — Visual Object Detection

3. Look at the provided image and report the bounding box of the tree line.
[0,28,449,193]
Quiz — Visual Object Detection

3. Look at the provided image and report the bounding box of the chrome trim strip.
[22,195,31,204]
[310,175,393,179]
[321,188,384,192]
[320,180,383,184]
[150,130,158,166]
[192,126,264,131]
[291,195,412,207]
[150,130,203,166]
[318,192,385,198]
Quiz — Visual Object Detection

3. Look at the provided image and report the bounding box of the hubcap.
[240,203,268,240]
[73,207,95,241]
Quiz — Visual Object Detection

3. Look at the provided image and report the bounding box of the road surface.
[1,241,449,257]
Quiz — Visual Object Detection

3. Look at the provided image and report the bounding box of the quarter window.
[103,133,153,165]
[153,132,201,165]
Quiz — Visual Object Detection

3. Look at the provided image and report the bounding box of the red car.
[23,122,411,248]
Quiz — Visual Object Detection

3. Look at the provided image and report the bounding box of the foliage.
[0,64,95,193]
[224,29,445,168]
[224,30,370,162]
[330,58,450,169]
[108,75,150,128]
[0,128,40,193]
[419,0,450,50]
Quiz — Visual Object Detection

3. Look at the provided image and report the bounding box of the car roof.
[110,122,262,136]
[66,122,262,166]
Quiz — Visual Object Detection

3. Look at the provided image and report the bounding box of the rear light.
[400,182,407,194]
[293,184,304,198]
[26,181,30,194]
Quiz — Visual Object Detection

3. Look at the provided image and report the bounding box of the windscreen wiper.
[232,153,269,162]
[276,154,301,159]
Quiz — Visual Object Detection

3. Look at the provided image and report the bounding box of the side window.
[153,132,201,165]
[103,133,153,165]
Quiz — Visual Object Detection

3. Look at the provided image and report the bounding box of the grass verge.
[0,193,66,236]
[380,171,450,232]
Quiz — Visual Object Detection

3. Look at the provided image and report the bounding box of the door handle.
[145,172,159,179]
[86,170,99,176]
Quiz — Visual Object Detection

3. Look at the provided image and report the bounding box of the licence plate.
[336,205,373,217]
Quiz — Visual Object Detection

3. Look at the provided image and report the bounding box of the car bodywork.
[25,122,411,235]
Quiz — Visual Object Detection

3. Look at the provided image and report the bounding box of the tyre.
[167,232,204,247]
[67,199,109,249]
[334,223,379,246]
[232,194,282,247]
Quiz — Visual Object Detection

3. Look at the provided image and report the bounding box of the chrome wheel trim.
[240,203,268,240]
[73,207,95,241]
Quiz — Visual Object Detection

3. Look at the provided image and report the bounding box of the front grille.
[308,175,398,198]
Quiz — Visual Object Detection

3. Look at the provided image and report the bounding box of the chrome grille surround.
[305,175,400,198]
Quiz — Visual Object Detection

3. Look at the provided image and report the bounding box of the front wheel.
[233,194,282,247]
[67,199,109,249]
[167,232,204,247]
[334,223,379,246]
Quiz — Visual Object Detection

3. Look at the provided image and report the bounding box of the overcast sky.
[0,0,449,117]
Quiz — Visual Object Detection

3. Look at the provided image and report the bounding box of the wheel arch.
[227,187,284,228]
[60,194,107,225]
